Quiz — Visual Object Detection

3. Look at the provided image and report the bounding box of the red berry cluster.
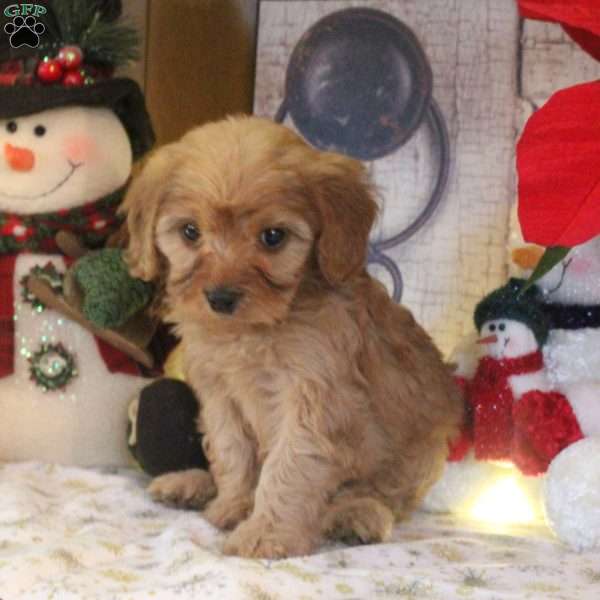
[36,45,90,87]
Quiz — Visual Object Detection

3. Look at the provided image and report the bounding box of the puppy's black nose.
[204,287,243,315]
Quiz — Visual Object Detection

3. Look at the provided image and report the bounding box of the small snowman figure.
[426,280,583,516]
[526,238,600,549]
[0,0,156,466]
[449,279,582,474]
[470,279,583,475]
[530,236,600,437]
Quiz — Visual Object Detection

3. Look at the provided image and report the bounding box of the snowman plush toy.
[447,279,583,474]
[523,238,600,550]
[0,0,163,467]
[425,278,600,550]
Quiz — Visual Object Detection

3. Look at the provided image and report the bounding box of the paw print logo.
[4,15,45,49]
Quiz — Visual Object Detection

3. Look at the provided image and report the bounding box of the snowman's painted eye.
[498,323,506,331]
[6,121,17,133]
[489,324,496,332]
[34,125,46,137]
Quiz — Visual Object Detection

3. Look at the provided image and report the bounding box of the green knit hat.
[474,278,549,346]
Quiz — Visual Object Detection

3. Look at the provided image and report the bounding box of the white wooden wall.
[254,0,600,356]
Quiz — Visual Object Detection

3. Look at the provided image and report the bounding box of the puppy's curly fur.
[123,116,463,559]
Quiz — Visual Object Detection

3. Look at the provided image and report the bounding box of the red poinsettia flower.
[517,80,600,248]
[517,0,600,61]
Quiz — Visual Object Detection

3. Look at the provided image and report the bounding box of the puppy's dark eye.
[181,223,200,242]
[260,228,286,249]
[489,324,496,332]
[499,323,506,331]
[6,121,17,133]
[34,125,46,137]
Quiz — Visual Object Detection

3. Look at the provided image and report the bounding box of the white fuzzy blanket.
[0,462,598,599]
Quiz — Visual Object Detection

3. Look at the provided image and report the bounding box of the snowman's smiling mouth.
[0,160,84,200]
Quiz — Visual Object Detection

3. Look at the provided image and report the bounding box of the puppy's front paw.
[223,516,315,559]
[148,469,216,509]
[323,498,394,545]
[203,495,253,531]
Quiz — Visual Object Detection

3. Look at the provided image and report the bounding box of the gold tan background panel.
[145,0,258,145]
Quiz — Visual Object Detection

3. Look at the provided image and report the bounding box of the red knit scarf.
[0,192,140,379]
[469,351,543,462]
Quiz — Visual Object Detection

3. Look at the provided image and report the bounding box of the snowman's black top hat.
[0,0,154,159]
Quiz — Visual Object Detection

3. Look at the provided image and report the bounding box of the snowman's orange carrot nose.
[477,335,498,345]
[4,143,35,172]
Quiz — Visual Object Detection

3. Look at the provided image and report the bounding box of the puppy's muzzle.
[204,287,244,315]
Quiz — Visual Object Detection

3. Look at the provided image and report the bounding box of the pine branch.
[40,0,139,67]
[82,19,139,66]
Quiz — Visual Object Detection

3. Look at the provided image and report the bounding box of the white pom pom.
[545,438,600,550]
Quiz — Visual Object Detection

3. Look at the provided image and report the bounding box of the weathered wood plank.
[521,21,600,110]
[255,0,520,355]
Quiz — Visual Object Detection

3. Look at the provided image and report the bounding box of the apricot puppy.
[123,116,462,559]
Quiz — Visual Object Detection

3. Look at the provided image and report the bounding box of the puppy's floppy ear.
[120,146,177,281]
[309,153,378,285]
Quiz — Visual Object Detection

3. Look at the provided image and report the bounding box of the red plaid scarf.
[0,190,140,379]
[469,351,544,462]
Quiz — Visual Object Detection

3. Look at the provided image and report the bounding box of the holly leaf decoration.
[521,246,570,293]
[517,80,600,248]
[517,0,600,60]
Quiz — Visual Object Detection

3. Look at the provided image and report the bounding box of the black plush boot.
[128,378,208,477]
